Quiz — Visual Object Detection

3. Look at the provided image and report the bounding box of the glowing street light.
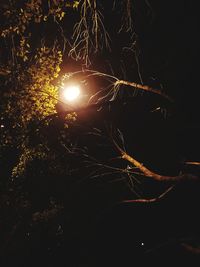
[57,82,83,113]
[62,85,81,102]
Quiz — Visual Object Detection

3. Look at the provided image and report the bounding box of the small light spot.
[25,232,30,238]
[0,124,4,128]
[141,242,144,246]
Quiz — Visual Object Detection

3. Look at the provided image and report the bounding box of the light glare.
[63,85,80,102]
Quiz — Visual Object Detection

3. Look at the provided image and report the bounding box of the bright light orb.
[63,85,81,102]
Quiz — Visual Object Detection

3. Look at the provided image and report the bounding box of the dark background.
[1,1,200,266]
[64,1,200,266]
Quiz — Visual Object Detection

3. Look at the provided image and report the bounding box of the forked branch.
[112,139,199,182]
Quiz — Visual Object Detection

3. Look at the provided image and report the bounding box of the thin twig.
[122,185,175,203]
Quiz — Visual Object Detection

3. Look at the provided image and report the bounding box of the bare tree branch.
[112,138,199,182]
[184,161,200,166]
[114,80,174,102]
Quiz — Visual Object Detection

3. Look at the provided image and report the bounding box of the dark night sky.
[90,1,200,168]
[76,2,200,265]
[139,1,199,113]
[61,3,200,266]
